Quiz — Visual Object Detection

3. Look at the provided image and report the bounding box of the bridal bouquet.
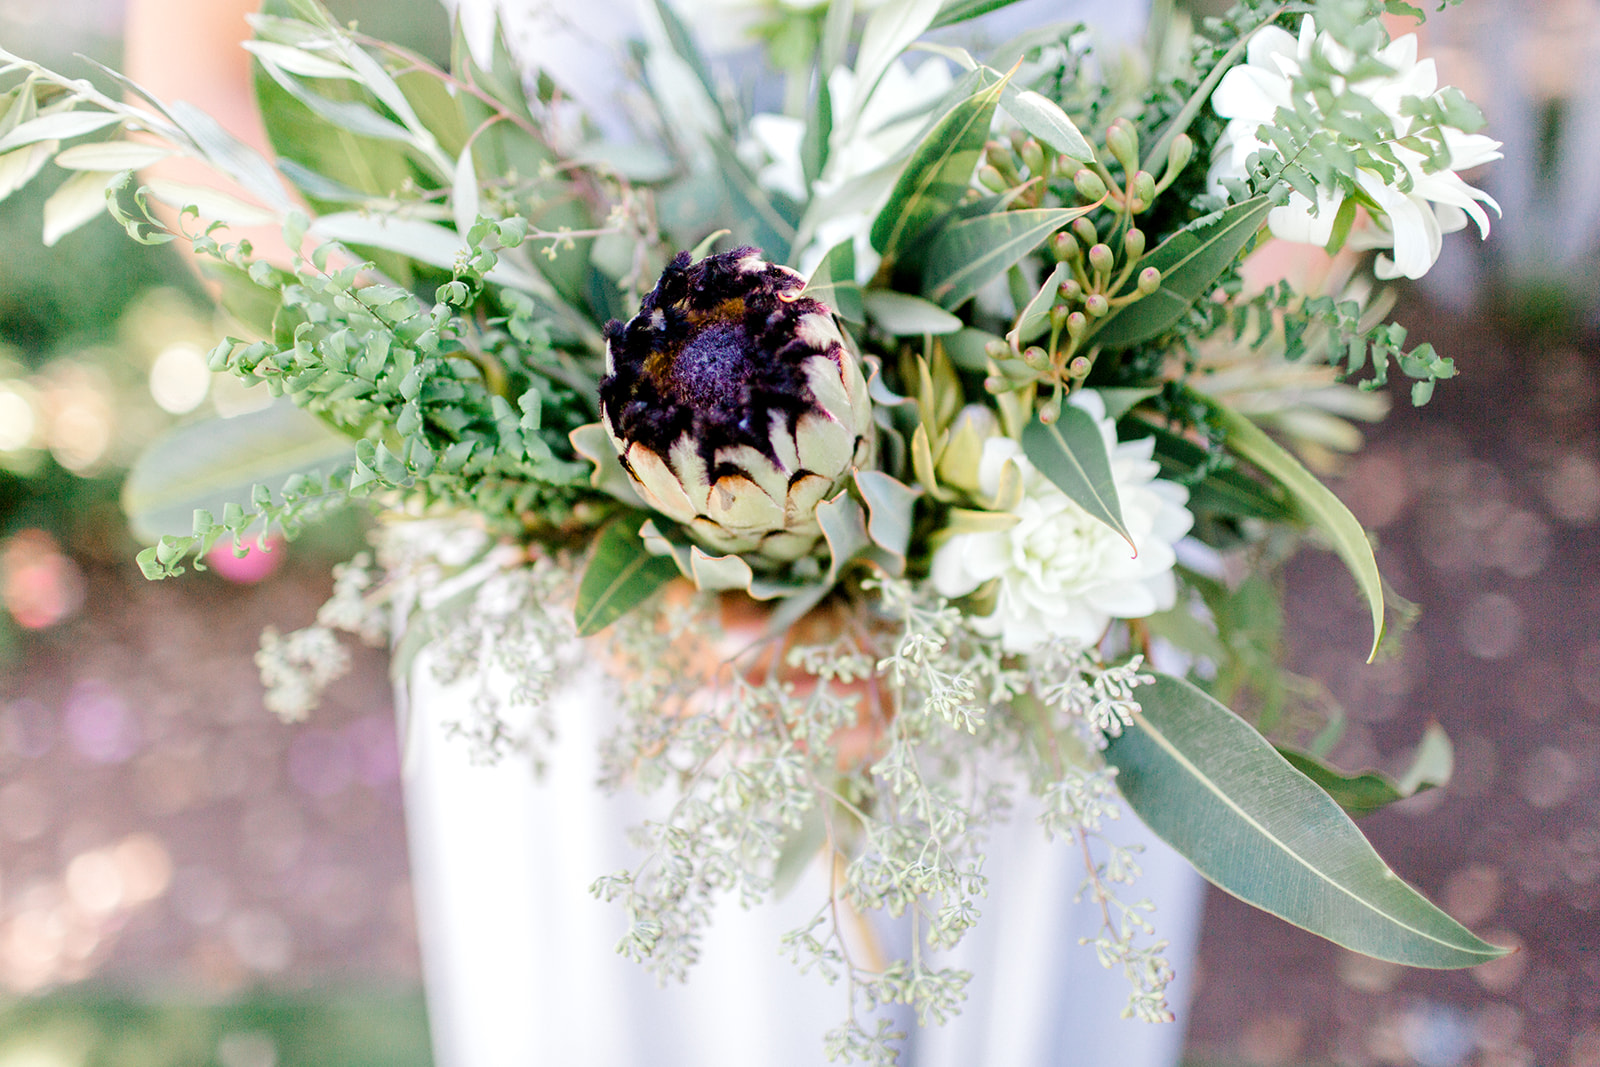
[1,0,1507,1058]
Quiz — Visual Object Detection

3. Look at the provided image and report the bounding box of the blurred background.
[0,1,1595,1065]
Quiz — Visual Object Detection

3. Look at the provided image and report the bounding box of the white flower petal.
[931,393,1192,653]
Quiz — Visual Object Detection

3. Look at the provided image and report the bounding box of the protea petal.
[599,246,874,568]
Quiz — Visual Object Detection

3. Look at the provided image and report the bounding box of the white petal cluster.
[931,393,1193,654]
[1210,16,1502,280]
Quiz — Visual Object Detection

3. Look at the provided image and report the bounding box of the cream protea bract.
[599,247,874,564]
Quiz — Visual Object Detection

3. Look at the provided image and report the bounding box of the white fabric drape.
[400,651,1202,1067]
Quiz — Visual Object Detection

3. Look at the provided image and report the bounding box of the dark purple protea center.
[600,247,835,475]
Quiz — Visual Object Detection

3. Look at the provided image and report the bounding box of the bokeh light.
[0,381,37,451]
[148,341,212,414]
[205,538,284,584]
[37,362,114,473]
[1,530,85,630]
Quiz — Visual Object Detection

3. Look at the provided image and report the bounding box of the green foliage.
[1210,397,1388,662]
[870,76,1004,268]
[1020,407,1131,548]
[1106,674,1506,968]
[1091,197,1274,349]
[1278,722,1453,819]
[0,0,1504,1056]
[574,515,683,636]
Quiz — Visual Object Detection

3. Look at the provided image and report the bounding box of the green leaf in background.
[41,168,117,247]
[801,72,832,188]
[929,0,1025,29]
[1090,196,1274,350]
[122,401,358,543]
[650,0,730,135]
[802,239,864,323]
[574,517,683,636]
[1020,406,1132,549]
[1134,421,1295,523]
[1279,723,1454,819]
[862,290,963,335]
[869,76,1003,265]
[1105,674,1507,968]
[982,75,1095,164]
[852,0,944,115]
[1006,261,1068,348]
[1212,399,1387,661]
[923,206,1094,309]
[0,111,120,153]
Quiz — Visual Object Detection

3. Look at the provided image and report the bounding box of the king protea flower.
[599,247,874,564]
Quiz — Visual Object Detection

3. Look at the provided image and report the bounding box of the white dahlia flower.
[1209,16,1501,280]
[930,392,1193,654]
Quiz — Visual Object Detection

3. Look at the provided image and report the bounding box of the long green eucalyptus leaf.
[1090,196,1273,349]
[870,77,1003,264]
[923,206,1094,308]
[1278,723,1452,819]
[122,401,356,543]
[930,0,1025,29]
[1105,674,1507,968]
[1213,400,1387,660]
[574,518,682,636]
[1020,406,1132,548]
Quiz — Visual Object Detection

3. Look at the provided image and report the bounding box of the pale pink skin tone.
[122,0,300,270]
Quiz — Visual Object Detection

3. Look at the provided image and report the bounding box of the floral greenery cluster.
[1,0,1506,1059]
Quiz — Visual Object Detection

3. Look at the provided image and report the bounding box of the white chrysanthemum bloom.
[931,392,1194,654]
[1209,16,1501,280]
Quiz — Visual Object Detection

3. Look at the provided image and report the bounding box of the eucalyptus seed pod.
[599,247,874,564]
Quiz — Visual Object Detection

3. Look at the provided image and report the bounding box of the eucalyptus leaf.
[1213,400,1387,661]
[0,142,55,200]
[869,77,1003,264]
[853,0,945,119]
[41,168,115,246]
[166,101,294,211]
[1279,723,1452,820]
[257,60,414,144]
[310,213,555,297]
[0,111,119,153]
[242,40,356,81]
[122,401,356,543]
[1020,406,1132,549]
[649,0,729,134]
[55,141,173,171]
[1105,674,1507,968]
[452,144,480,241]
[573,517,682,636]
[1007,262,1068,347]
[1090,196,1273,350]
[930,0,1026,28]
[143,179,280,227]
[817,491,871,586]
[863,290,963,335]
[924,207,1093,309]
[802,240,864,323]
[854,469,918,572]
[1000,88,1095,164]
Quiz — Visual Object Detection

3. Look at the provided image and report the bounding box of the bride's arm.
[121,0,296,269]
